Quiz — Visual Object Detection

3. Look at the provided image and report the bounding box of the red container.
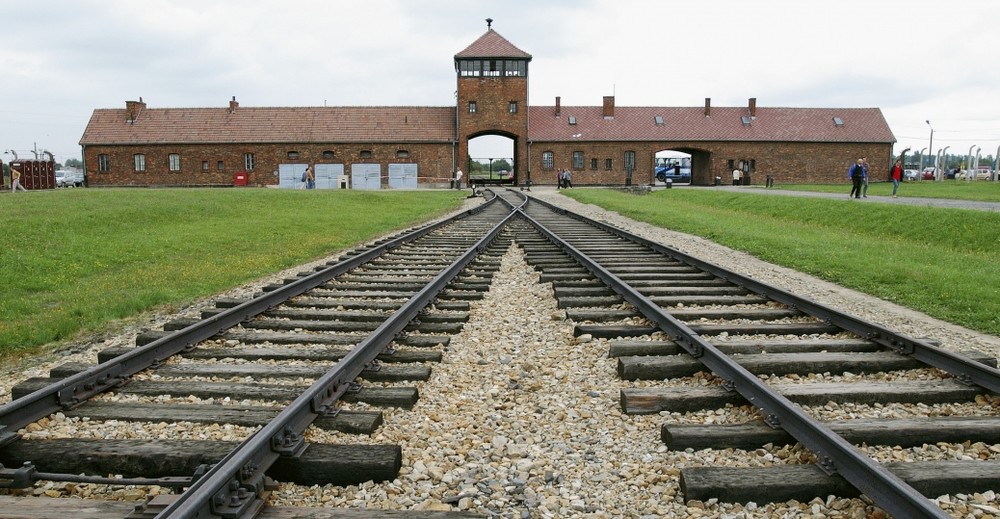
[10,160,55,190]
[233,172,248,186]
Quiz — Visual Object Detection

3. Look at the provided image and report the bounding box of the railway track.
[1,194,513,518]
[1,188,998,518]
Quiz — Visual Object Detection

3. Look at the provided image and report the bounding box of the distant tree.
[64,158,83,169]
[492,159,512,172]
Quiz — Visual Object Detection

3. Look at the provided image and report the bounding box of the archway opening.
[469,134,515,185]
[654,149,692,186]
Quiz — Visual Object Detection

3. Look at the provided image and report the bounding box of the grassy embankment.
[0,188,466,363]
[775,179,1000,202]
[562,186,1000,336]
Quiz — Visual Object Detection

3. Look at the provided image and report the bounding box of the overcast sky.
[3,0,999,168]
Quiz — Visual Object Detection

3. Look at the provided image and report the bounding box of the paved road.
[685,185,1000,213]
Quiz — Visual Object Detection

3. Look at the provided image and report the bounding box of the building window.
[287,151,299,159]
[134,154,146,172]
[483,60,500,77]
[98,154,110,172]
[604,158,613,170]
[568,116,577,125]
[542,151,554,170]
[168,153,181,172]
[509,101,517,114]
[244,153,255,170]
[459,59,482,77]
[504,60,526,76]
[572,151,584,169]
[217,161,224,172]
[360,150,373,159]
[468,101,477,113]
[322,150,335,159]
[202,161,210,171]
[624,151,636,171]
[396,150,410,158]
[590,158,598,170]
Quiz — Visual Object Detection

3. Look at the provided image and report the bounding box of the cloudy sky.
[3,0,999,168]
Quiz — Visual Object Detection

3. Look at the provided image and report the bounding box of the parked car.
[903,169,919,181]
[922,170,936,180]
[56,170,84,187]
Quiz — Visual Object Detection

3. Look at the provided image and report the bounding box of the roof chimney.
[603,95,615,118]
[125,97,146,123]
[748,97,757,117]
[704,97,711,117]
[229,96,239,113]
[555,96,561,117]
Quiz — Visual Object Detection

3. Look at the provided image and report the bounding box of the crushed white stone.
[1,189,998,518]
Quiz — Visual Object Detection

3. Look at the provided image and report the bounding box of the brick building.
[79,26,895,188]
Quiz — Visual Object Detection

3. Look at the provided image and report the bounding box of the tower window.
[469,101,477,113]
[509,102,517,114]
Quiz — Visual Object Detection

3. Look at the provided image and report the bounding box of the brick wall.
[528,140,891,186]
[84,142,456,187]
[457,75,529,184]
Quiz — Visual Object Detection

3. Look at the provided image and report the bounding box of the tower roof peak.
[455,28,531,60]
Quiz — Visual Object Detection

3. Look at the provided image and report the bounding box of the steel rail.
[524,193,1000,393]
[515,197,953,519]
[0,200,498,446]
[152,206,517,518]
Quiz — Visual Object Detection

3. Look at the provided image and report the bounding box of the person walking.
[890,159,903,197]
[556,169,563,189]
[562,169,572,188]
[10,168,27,192]
[848,158,865,199]
[732,168,742,186]
[454,168,463,189]
[861,157,870,197]
[304,165,315,189]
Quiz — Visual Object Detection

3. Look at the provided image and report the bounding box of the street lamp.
[925,120,934,169]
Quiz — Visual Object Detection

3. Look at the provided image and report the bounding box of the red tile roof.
[454,29,532,59]
[80,102,894,147]
[80,105,457,145]
[528,105,895,144]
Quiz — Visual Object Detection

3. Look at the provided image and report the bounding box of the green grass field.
[775,179,1000,202]
[562,187,1000,337]
[0,188,466,361]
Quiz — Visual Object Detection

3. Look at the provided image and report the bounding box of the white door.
[278,164,308,189]
[315,164,345,189]
[351,163,382,190]
[388,163,418,189]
